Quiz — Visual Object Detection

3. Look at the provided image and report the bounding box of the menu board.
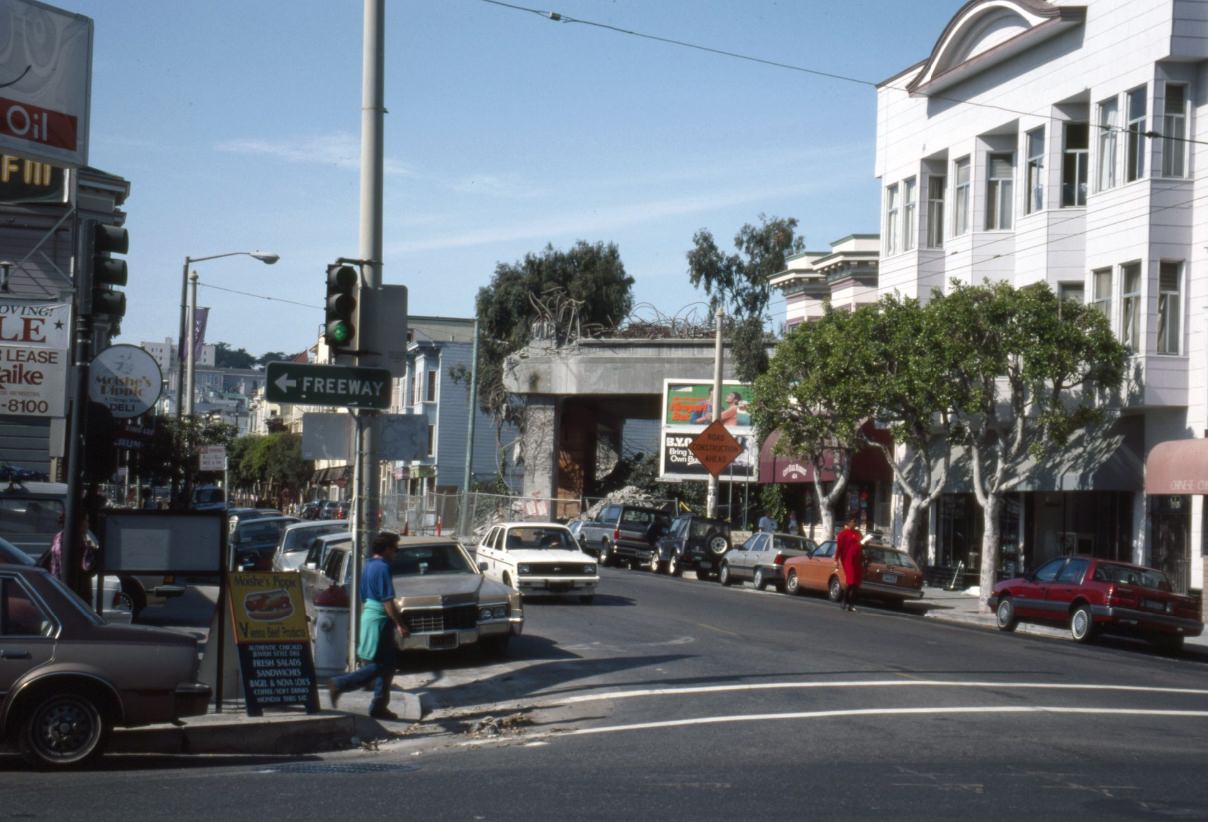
[226,572,318,716]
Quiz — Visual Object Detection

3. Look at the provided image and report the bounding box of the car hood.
[506,549,592,564]
[394,572,513,607]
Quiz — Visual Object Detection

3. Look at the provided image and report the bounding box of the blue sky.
[62,0,962,357]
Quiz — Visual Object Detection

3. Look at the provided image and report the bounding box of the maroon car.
[989,555,1203,651]
[1,564,211,767]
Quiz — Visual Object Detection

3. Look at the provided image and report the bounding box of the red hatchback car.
[989,555,1203,651]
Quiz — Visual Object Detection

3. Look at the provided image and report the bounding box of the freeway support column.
[520,396,559,506]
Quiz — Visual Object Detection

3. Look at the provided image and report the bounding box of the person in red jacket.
[834,517,864,612]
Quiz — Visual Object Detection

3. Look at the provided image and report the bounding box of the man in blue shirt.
[327,531,410,719]
[758,513,778,533]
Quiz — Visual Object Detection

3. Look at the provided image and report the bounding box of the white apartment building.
[875,0,1206,595]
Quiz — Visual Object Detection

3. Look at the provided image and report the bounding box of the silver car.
[272,521,349,572]
[719,532,818,592]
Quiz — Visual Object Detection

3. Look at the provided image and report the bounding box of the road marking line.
[459,706,1208,746]
[693,622,740,637]
[550,680,1208,705]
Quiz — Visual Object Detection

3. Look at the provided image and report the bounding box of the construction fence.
[380,490,679,541]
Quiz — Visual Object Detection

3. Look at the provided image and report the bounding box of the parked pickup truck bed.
[576,504,672,568]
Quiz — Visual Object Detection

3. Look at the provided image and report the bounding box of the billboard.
[0,299,68,416]
[660,379,756,482]
[0,1,93,167]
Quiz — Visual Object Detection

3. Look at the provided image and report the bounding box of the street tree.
[751,305,881,537]
[933,281,1128,609]
[213,342,256,369]
[687,214,805,383]
[475,241,634,467]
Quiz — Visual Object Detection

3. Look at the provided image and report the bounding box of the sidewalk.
[913,585,1208,659]
[109,683,419,756]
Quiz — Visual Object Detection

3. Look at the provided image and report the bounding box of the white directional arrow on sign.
[273,373,297,394]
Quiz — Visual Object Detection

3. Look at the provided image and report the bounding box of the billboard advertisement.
[0,1,93,167]
[0,299,68,417]
[660,379,756,482]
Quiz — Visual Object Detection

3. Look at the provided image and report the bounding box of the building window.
[1161,84,1187,178]
[884,184,899,254]
[1126,86,1147,182]
[1120,262,1141,351]
[1057,282,1084,319]
[1026,128,1044,214]
[425,369,437,402]
[426,424,435,458]
[1062,122,1088,206]
[411,371,420,406]
[954,157,970,236]
[1092,268,1112,325]
[1157,261,1182,354]
[1097,97,1118,191]
[985,153,1014,230]
[902,177,916,251]
[926,175,945,249]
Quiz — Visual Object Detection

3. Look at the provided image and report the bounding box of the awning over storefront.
[1146,438,1208,495]
[758,426,892,485]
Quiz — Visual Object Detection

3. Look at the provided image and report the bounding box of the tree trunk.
[900,496,927,562]
[978,493,1002,612]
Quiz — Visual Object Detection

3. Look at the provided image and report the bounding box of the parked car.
[989,555,1203,650]
[782,539,924,607]
[226,507,275,534]
[229,515,299,571]
[190,485,225,512]
[575,503,672,567]
[475,522,599,602]
[0,535,132,624]
[655,513,732,579]
[719,531,818,592]
[304,536,523,654]
[0,564,210,767]
[299,501,323,520]
[272,521,349,572]
[318,500,341,520]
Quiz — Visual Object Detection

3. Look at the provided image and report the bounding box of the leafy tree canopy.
[476,241,634,425]
[214,342,256,369]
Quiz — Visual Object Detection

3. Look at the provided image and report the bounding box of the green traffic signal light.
[327,318,352,344]
[325,263,359,348]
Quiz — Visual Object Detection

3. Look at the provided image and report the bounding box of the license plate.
[428,632,459,650]
[548,582,571,592]
[883,573,898,584]
[1143,599,1164,611]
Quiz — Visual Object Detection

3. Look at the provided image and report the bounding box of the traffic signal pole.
[349,0,386,668]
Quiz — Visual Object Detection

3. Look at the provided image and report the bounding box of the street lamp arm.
[186,250,279,266]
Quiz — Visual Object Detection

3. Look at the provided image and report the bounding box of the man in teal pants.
[327,531,410,719]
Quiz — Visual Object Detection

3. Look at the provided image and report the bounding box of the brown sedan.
[783,539,924,606]
[0,564,211,767]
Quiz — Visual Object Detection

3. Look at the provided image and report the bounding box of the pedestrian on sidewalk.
[758,512,778,533]
[834,517,864,612]
[786,511,799,535]
[327,531,410,720]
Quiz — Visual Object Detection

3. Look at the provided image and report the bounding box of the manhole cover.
[260,763,419,775]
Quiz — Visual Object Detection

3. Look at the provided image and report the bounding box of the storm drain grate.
[259,763,420,775]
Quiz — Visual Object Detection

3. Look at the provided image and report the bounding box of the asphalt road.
[4,566,1208,821]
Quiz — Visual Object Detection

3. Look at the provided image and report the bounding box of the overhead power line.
[200,282,318,311]
[478,0,1208,148]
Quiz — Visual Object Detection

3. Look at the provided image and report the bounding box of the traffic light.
[90,222,129,319]
[325,262,359,350]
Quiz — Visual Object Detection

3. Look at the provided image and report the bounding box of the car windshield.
[43,573,104,626]
[505,528,577,550]
[1093,562,1172,591]
[239,521,289,544]
[389,544,475,576]
[0,494,64,556]
[283,524,345,552]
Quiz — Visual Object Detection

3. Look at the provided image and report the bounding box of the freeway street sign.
[265,362,391,409]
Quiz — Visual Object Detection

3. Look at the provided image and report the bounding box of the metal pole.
[182,271,198,507]
[458,318,481,537]
[175,258,190,423]
[62,209,90,595]
[348,413,364,672]
[354,0,384,575]
[706,308,724,518]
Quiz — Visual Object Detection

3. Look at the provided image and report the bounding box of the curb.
[109,712,391,756]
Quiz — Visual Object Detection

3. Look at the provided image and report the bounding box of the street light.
[173,250,278,506]
[175,251,279,422]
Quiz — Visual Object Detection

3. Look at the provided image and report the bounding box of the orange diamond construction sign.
[688,419,745,478]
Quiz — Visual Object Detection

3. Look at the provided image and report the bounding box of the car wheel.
[694,567,710,581]
[753,567,767,591]
[719,562,733,586]
[995,597,1018,632]
[1069,604,1096,643]
[786,570,800,595]
[22,691,107,768]
[120,577,147,620]
[708,534,730,556]
[668,553,681,577]
[600,541,613,567]
[827,576,843,603]
[647,551,660,573]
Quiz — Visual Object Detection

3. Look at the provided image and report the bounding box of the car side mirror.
[478,561,488,572]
